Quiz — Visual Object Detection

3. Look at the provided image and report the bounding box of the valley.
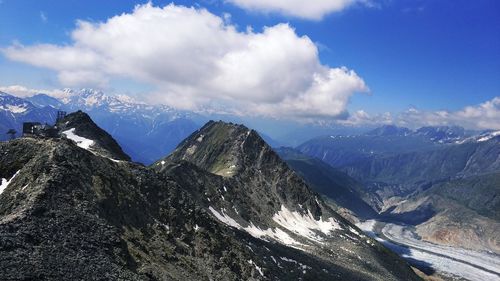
[356,220,500,281]
[282,128,500,281]
[1,2,498,280]
[1,89,499,281]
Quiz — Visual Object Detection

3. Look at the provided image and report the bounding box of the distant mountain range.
[2,89,498,277]
[2,89,494,165]
[0,92,59,140]
[0,111,420,280]
[296,124,500,254]
[0,89,201,164]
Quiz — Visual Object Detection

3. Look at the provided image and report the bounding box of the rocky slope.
[56,110,131,161]
[156,121,420,280]
[0,114,421,280]
[298,127,500,255]
[275,147,378,221]
[382,172,500,253]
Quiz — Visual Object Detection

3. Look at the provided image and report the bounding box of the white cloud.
[0,85,68,99]
[340,97,500,130]
[339,110,392,126]
[396,98,500,130]
[227,0,371,20]
[2,3,367,120]
[40,11,47,23]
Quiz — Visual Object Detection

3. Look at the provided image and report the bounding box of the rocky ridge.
[0,113,420,280]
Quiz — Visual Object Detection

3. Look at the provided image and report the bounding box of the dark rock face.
[56,110,131,161]
[275,147,378,220]
[157,120,420,280]
[0,115,421,281]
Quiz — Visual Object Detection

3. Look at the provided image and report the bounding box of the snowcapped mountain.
[26,93,64,109]
[57,88,194,118]
[456,129,500,144]
[413,125,467,143]
[0,89,202,163]
[366,125,469,143]
[57,89,203,164]
[0,92,59,140]
[0,92,31,114]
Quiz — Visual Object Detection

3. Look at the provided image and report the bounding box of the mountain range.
[3,89,492,166]
[0,111,420,280]
[0,89,201,164]
[296,125,500,254]
[1,88,499,279]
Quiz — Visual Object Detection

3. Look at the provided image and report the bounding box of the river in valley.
[356,220,500,281]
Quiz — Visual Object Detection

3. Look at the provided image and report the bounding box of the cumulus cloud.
[339,110,393,126]
[395,98,500,130]
[0,85,68,99]
[340,97,500,130]
[227,0,371,20]
[2,3,367,119]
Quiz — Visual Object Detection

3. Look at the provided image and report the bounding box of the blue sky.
[0,0,499,127]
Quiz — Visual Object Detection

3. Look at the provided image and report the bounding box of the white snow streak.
[0,170,20,195]
[3,104,27,113]
[478,131,500,142]
[62,128,94,150]
[248,260,264,277]
[272,205,341,241]
[208,206,302,247]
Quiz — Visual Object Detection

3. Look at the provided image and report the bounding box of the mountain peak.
[165,120,263,177]
[414,125,466,142]
[365,125,411,136]
[57,110,131,161]
[26,93,64,109]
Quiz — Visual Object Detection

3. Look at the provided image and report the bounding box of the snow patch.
[196,134,204,142]
[478,131,500,142]
[209,206,303,247]
[348,226,362,236]
[4,104,27,113]
[248,260,264,277]
[62,128,94,150]
[272,205,341,242]
[0,170,20,195]
[280,256,299,264]
[209,206,241,229]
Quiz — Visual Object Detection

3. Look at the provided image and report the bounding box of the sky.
[0,0,499,129]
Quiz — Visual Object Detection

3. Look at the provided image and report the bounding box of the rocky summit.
[0,112,419,280]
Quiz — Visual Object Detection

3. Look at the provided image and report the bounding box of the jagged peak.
[365,125,411,137]
[165,120,271,177]
[57,110,131,161]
